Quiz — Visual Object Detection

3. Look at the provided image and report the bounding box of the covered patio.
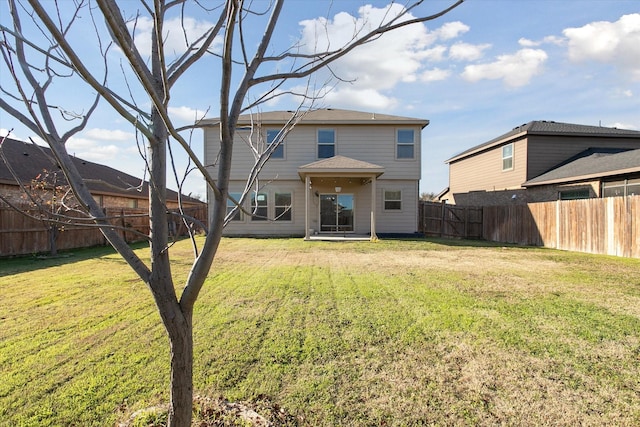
[298,155,384,241]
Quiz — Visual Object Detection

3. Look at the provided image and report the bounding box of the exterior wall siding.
[205,124,422,182]
[449,137,527,194]
[377,180,419,233]
[215,178,418,236]
[526,135,640,179]
[205,119,424,236]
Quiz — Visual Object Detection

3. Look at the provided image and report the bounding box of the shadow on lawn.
[0,241,149,276]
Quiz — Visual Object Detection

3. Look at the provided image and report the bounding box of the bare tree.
[0,0,463,425]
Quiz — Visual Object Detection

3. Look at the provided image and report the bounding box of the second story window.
[267,129,284,159]
[502,143,514,171]
[396,129,415,159]
[317,129,335,158]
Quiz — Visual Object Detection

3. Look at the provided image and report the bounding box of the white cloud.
[84,128,134,141]
[433,21,469,40]
[608,122,637,130]
[0,128,20,139]
[323,86,398,111]
[168,106,209,123]
[128,16,222,58]
[563,13,640,80]
[67,137,120,162]
[519,36,564,47]
[461,48,548,87]
[419,45,448,62]
[297,5,472,109]
[518,38,538,47]
[420,68,451,82]
[449,42,491,61]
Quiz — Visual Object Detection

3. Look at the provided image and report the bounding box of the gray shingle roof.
[298,155,384,179]
[523,148,640,186]
[0,138,201,203]
[447,120,640,163]
[205,108,429,127]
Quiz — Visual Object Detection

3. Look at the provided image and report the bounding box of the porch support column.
[370,174,378,241]
[304,175,311,240]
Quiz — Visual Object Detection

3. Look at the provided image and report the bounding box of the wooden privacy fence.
[419,201,483,239]
[0,205,207,257]
[420,196,638,258]
[483,196,639,258]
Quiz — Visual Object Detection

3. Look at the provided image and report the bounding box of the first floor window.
[226,192,243,221]
[267,129,284,159]
[502,143,514,170]
[251,192,268,221]
[384,190,402,210]
[275,192,292,221]
[559,189,589,200]
[602,178,640,197]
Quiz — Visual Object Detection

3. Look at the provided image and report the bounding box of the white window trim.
[274,191,293,222]
[226,192,245,222]
[383,189,403,211]
[266,129,285,160]
[250,192,269,221]
[395,128,416,160]
[502,143,514,171]
[317,128,337,159]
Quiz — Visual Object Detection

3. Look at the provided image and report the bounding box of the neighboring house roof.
[446,121,640,163]
[0,137,202,204]
[523,148,640,187]
[204,108,430,128]
[298,155,385,180]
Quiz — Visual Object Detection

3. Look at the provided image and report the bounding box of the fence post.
[440,201,446,238]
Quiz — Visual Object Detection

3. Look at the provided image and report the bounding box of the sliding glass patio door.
[320,194,354,232]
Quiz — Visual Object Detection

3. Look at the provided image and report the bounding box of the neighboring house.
[523,148,640,198]
[203,109,429,238]
[0,137,203,210]
[441,121,640,205]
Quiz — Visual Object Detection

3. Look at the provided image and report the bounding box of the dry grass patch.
[1,238,640,426]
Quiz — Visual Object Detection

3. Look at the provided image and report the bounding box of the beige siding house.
[442,121,640,206]
[203,109,429,238]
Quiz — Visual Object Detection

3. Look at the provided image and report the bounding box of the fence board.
[419,201,482,239]
[482,196,639,258]
[0,204,207,257]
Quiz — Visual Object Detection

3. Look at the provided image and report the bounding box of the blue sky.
[1,0,639,198]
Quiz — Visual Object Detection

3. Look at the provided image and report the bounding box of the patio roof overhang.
[297,155,385,180]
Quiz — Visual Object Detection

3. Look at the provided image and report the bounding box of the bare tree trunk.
[49,224,58,256]
[167,309,193,425]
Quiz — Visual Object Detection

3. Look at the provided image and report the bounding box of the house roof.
[446,120,640,163]
[298,155,384,179]
[204,108,430,128]
[0,137,202,203]
[523,148,640,187]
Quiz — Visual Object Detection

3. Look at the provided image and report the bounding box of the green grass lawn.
[1,237,640,426]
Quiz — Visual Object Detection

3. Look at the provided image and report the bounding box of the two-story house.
[441,121,640,206]
[203,109,429,239]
